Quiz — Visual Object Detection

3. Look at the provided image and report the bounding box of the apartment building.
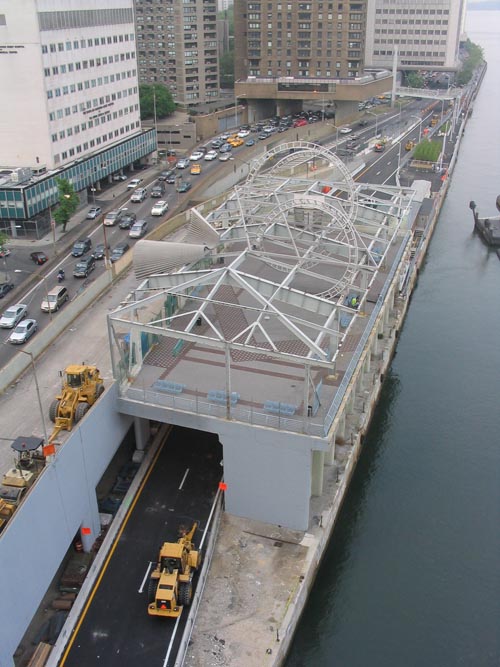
[135,0,219,106]
[365,0,467,71]
[0,0,155,234]
[233,0,391,121]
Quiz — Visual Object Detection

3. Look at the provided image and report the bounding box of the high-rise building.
[0,0,155,235]
[364,0,467,71]
[233,0,392,121]
[135,0,220,106]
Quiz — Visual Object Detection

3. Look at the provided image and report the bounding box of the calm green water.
[286,11,500,667]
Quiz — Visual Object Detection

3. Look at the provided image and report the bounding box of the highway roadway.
[60,426,222,667]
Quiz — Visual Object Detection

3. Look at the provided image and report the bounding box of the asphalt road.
[60,426,222,667]
[0,99,441,369]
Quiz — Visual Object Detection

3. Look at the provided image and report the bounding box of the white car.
[127,178,143,189]
[204,150,218,161]
[189,150,204,161]
[151,200,169,216]
[0,303,28,329]
[237,129,250,138]
[339,127,353,134]
[218,153,231,162]
[9,318,37,344]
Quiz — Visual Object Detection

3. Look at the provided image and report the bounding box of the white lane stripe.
[138,561,153,593]
[163,613,182,667]
[179,468,190,490]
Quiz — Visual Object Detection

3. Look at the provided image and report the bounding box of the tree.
[53,178,79,232]
[405,72,424,88]
[220,51,235,88]
[139,84,176,120]
[0,231,8,255]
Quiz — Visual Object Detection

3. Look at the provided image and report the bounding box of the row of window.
[46,72,137,99]
[41,34,134,54]
[43,52,135,78]
[374,29,448,35]
[375,36,448,43]
[53,121,141,164]
[249,68,356,78]
[375,8,450,15]
[48,94,138,123]
[376,51,446,58]
[376,19,449,26]
[248,3,336,10]
[51,107,138,143]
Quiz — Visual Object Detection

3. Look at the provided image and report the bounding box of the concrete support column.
[134,416,150,452]
[79,492,101,553]
[311,450,325,496]
[325,432,336,466]
[218,423,313,530]
[337,412,346,441]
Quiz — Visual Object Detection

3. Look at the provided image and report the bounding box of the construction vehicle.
[48,365,104,441]
[147,522,202,618]
[405,140,415,151]
[430,114,439,127]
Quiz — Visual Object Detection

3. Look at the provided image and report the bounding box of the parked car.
[110,242,130,262]
[127,178,143,189]
[151,200,169,216]
[293,118,307,128]
[129,220,148,239]
[176,158,190,169]
[204,150,218,161]
[30,251,48,265]
[8,318,37,344]
[0,303,28,329]
[189,150,204,161]
[0,282,15,298]
[339,127,353,134]
[71,237,92,257]
[150,182,166,197]
[177,181,192,193]
[190,163,202,175]
[346,140,358,150]
[358,119,369,127]
[73,255,96,278]
[373,142,385,152]
[112,173,127,181]
[103,209,125,226]
[131,187,147,203]
[118,211,137,229]
[86,206,102,220]
[40,285,69,312]
[92,243,109,260]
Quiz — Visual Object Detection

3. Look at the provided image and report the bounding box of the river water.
[286,11,500,667]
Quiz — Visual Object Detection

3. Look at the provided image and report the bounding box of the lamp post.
[14,269,52,321]
[17,350,48,445]
[48,203,58,257]
[365,111,378,138]
[326,123,339,152]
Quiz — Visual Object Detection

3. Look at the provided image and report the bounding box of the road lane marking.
[138,561,153,593]
[179,467,190,490]
[59,429,170,665]
[163,614,182,667]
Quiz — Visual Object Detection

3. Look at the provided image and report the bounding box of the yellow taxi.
[190,163,202,175]
[229,137,244,148]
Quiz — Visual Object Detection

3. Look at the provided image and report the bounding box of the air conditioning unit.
[10,167,33,184]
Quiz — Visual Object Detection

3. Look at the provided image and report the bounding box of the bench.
[207,390,240,406]
[153,380,185,395]
[263,401,297,416]
[340,313,353,328]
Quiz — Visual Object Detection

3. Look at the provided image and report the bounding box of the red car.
[293,118,307,128]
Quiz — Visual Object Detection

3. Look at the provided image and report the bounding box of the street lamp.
[14,269,52,321]
[17,350,48,445]
[365,111,379,138]
[326,123,339,152]
[47,203,58,257]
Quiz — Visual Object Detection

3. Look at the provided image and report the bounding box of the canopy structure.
[110,142,415,437]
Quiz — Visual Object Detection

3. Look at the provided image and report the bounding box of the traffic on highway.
[0,96,451,369]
